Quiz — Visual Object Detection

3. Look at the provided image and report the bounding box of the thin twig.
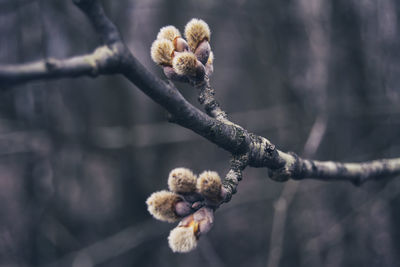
[0,45,121,86]
[194,75,228,122]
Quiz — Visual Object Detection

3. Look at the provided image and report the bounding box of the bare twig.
[0,45,121,86]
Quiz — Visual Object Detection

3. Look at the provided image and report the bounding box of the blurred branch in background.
[44,220,167,267]
[267,1,331,265]
[267,115,328,267]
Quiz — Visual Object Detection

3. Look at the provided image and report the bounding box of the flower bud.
[168,222,198,253]
[172,52,205,80]
[172,52,197,76]
[146,190,182,223]
[184,19,211,52]
[157,25,181,42]
[196,171,222,203]
[150,39,174,66]
[168,167,197,194]
[168,207,214,253]
[174,37,189,52]
[194,40,211,65]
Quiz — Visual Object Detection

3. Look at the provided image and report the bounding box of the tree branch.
[0,45,121,86]
[0,0,399,186]
[73,0,121,45]
[287,157,400,185]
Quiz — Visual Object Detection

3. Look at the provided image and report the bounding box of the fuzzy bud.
[168,207,214,253]
[196,171,222,203]
[184,19,211,52]
[150,39,174,66]
[194,40,211,65]
[168,223,198,253]
[172,52,197,76]
[146,190,182,223]
[157,25,181,42]
[168,167,197,194]
[172,52,205,80]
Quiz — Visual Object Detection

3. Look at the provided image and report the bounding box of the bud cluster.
[146,167,225,253]
[150,19,213,82]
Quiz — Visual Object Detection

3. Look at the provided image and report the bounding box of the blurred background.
[0,0,400,266]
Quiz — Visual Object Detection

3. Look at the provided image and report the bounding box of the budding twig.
[193,76,233,124]
[145,156,248,253]
[221,154,249,203]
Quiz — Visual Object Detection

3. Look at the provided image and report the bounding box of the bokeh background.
[1,0,400,266]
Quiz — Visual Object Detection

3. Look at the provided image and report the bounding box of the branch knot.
[248,135,283,169]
